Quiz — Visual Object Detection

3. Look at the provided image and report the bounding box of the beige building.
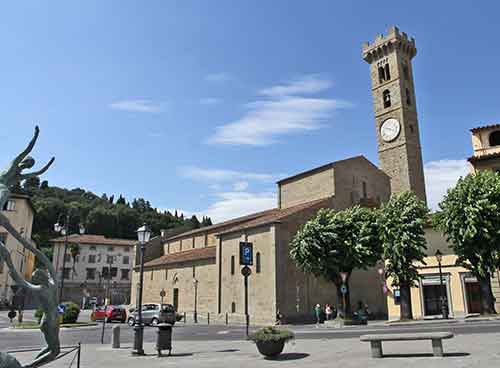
[51,234,136,305]
[0,194,37,305]
[468,123,500,172]
[131,26,430,324]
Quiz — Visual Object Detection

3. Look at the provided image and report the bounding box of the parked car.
[127,303,176,327]
[91,305,127,323]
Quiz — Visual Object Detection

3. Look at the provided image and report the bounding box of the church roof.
[276,155,388,185]
[216,197,332,236]
[468,151,500,163]
[140,246,216,269]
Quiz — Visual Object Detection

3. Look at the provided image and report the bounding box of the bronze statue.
[0,126,58,368]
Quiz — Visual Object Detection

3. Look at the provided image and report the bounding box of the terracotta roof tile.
[216,197,332,236]
[50,234,136,246]
[470,123,500,133]
[142,246,216,269]
[468,152,500,163]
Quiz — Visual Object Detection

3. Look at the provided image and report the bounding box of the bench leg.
[431,339,443,357]
[370,341,383,358]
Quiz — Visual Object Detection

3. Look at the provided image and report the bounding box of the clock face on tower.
[380,118,401,142]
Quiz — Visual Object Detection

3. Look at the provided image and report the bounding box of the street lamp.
[132,224,151,356]
[435,250,449,319]
[193,278,199,323]
[54,215,85,302]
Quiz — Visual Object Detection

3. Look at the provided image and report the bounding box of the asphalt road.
[2,318,500,352]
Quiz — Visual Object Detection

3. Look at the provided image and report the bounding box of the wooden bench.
[360,332,454,358]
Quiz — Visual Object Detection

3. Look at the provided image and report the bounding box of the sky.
[0,1,498,223]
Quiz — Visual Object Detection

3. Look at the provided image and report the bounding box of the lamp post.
[132,224,151,356]
[54,215,85,302]
[435,250,449,319]
[193,278,198,323]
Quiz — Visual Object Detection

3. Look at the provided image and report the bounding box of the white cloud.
[233,181,249,191]
[204,73,232,82]
[178,166,278,183]
[206,75,351,145]
[201,191,276,223]
[424,159,470,211]
[259,74,333,97]
[199,97,222,105]
[109,99,164,113]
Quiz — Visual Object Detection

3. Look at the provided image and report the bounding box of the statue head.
[31,269,49,286]
[19,156,35,170]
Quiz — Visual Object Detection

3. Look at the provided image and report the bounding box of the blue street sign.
[57,304,66,315]
[340,285,348,295]
[239,242,253,266]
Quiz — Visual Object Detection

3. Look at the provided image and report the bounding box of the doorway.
[420,275,451,317]
[463,277,482,314]
[173,288,179,311]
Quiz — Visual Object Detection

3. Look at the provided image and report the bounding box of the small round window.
[489,131,500,147]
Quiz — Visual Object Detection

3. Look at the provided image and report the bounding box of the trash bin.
[156,323,172,356]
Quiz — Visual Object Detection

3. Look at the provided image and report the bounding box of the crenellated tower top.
[362,26,417,63]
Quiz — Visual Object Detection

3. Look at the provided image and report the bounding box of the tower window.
[383,90,391,108]
[362,181,367,199]
[378,64,391,83]
[231,302,236,313]
[406,88,412,106]
[256,252,261,273]
[384,64,391,81]
[489,131,500,147]
[410,125,414,133]
[231,255,235,275]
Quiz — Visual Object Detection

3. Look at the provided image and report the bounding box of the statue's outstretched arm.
[12,126,39,167]
[20,157,55,180]
[0,241,40,290]
[0,212,57,280]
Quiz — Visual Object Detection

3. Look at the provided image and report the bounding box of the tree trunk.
[478,274,497,315]
[399,282,413,320]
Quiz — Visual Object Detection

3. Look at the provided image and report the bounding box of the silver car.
[127,303,176,327]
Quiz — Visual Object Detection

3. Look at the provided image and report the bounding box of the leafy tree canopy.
[436,170,500,278]
[378,191,429,287]
[290,206,381,285]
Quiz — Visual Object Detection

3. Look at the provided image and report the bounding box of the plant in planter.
[249,326,295,358]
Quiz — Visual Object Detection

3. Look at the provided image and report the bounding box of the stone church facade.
[131,26,428,324]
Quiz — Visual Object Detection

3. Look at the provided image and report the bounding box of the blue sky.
[0,1,498,222]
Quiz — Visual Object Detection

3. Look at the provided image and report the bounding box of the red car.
[92,305,127,323]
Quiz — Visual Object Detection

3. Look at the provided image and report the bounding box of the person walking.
[325,304,333,321]
[314,304,321,325]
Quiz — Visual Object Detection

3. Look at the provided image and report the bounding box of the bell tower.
[362,26,427,203]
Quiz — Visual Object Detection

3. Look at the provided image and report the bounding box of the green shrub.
[249,326,295,343]
[62,302,80,324]
[34,308,44,323]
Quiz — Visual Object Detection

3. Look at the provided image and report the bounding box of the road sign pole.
[244,273,249,337]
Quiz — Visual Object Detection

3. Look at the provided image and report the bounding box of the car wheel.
[127,318,135,326]
[151,318,159,326]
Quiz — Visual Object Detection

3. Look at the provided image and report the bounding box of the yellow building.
[0,193,37,305]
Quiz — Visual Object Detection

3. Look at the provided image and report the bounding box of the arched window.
[489,131,500,147]
[406,88,412,106]
[383,90,391,108]
[231,255,235,275]
[231,302,236,313]
[256,252,261,273]
[384,64,391,81]
[378,67,385,84]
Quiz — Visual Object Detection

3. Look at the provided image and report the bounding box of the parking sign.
[239,242,253,266]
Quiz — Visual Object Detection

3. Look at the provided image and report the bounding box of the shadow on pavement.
[265,353,310,361]
[168,353,194,357]
[216,349,240,353]
[383,352,470,358]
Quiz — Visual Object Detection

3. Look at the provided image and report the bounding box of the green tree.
[290,207,381,317]
[436,170,500,314]
[378,191,429,320]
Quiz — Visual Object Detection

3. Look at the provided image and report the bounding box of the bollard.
[112,325,120,348]
[225,312,228,325]
[183,312,186,323]
[207,312,210,325]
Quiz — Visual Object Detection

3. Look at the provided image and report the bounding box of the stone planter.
[255,340,285,357]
